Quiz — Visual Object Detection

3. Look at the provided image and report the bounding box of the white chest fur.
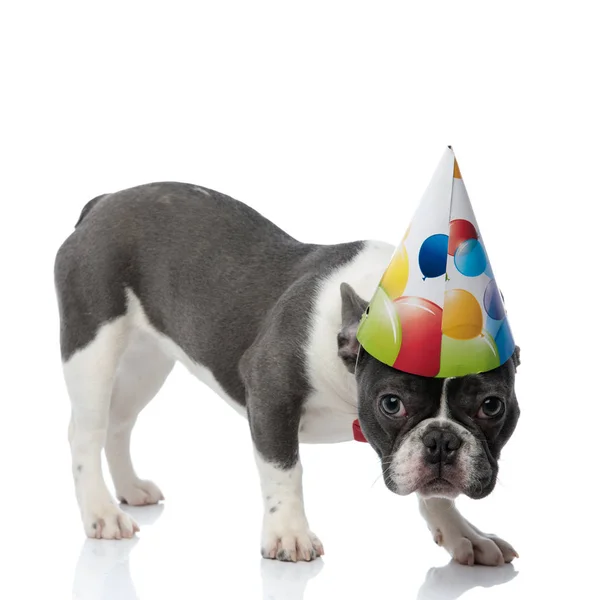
[300,241,394,443]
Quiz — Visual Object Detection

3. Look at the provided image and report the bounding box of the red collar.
[352,419,368,443]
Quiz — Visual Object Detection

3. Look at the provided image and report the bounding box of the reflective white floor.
[3,361,596,599]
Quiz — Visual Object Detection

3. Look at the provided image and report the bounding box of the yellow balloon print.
[380,244,409,300]
[442,289,483,340]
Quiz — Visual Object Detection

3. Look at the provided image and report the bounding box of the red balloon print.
[393,297,443,377]
[448,219,478,256]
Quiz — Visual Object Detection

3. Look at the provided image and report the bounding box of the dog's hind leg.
[105,330,174,506]
[65,317,138,539]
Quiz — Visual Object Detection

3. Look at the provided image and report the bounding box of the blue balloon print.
[482,245,494,278]
[484,316,503,339]
[419,234,449,279]
[484,279,505,320]
[454,239,487,277]
[495,319,515,366]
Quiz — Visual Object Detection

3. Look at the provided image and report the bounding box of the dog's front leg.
[418,496,518,566]
[248,396,323,562]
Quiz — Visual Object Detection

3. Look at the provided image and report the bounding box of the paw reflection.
[417,560,518,600]
[261,556,324,600]
[72,504,164,600]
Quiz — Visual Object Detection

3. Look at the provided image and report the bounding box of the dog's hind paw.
[261,528,324,562]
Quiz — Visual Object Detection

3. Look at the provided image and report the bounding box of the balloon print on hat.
[482,243,495,278]
[483,279,505,320]
[381,244,409,300]
[454,238,487,277]
[442,289,483,340]
[448,218,488,278]
[393,296,443,377]
[494,318,515,365]
[449,219,478,255]
[437,331,501,378]
[419,234,449,279]
[484,314,504,339]
[356,286,402,367]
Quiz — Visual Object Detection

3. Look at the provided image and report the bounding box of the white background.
[1,2,598,599]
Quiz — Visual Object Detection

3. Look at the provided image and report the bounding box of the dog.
[54,182,521,565]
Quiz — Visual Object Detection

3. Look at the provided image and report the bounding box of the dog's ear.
[337,283,369,373]
[511,345,521,372]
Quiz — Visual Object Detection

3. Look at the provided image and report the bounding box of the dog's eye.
[477,397,505,419]
[379,395,406,417]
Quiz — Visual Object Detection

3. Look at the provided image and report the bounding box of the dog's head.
[338,283,520,500]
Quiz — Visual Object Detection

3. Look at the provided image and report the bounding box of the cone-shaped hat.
[356,147,515,378]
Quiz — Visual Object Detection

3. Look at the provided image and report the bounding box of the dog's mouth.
[417,477,460,499]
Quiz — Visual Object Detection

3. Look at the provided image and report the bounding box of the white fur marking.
[64,288,246,539]
[105,328,173,505]
[437,377,454,420]
[64,317,139,539]
[255,452,323,561]
[419,497,517,566]
[302,240,394,443]
[389,381,485,497]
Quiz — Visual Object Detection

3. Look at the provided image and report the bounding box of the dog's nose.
[422,428,462,465]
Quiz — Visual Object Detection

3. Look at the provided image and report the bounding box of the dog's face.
[338,283,520,500]
[354,350,520,499]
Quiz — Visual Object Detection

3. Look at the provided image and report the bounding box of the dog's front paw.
[434,528,518,566]
[116,479,164,506]
[261,529,324,562]
[261,514,324,562]
[83,504,140,540]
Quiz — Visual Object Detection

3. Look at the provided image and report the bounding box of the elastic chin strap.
[352,345,368,442]
[354,345,362,371]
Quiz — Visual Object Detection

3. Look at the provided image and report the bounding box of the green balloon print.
[357,286,402,367]
[437,331,501,378]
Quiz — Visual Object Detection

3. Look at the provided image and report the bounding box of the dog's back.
[54,182,366,402]
[56,182,309,373]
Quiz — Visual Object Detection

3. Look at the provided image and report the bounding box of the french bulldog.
[55,182,520,565]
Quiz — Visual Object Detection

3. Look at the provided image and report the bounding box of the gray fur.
[337,283,368,372]
[55,182,364,469]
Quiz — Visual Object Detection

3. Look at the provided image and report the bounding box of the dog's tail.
[74,194,109,227]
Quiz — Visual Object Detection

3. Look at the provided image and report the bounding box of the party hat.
[356,147,515,378]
